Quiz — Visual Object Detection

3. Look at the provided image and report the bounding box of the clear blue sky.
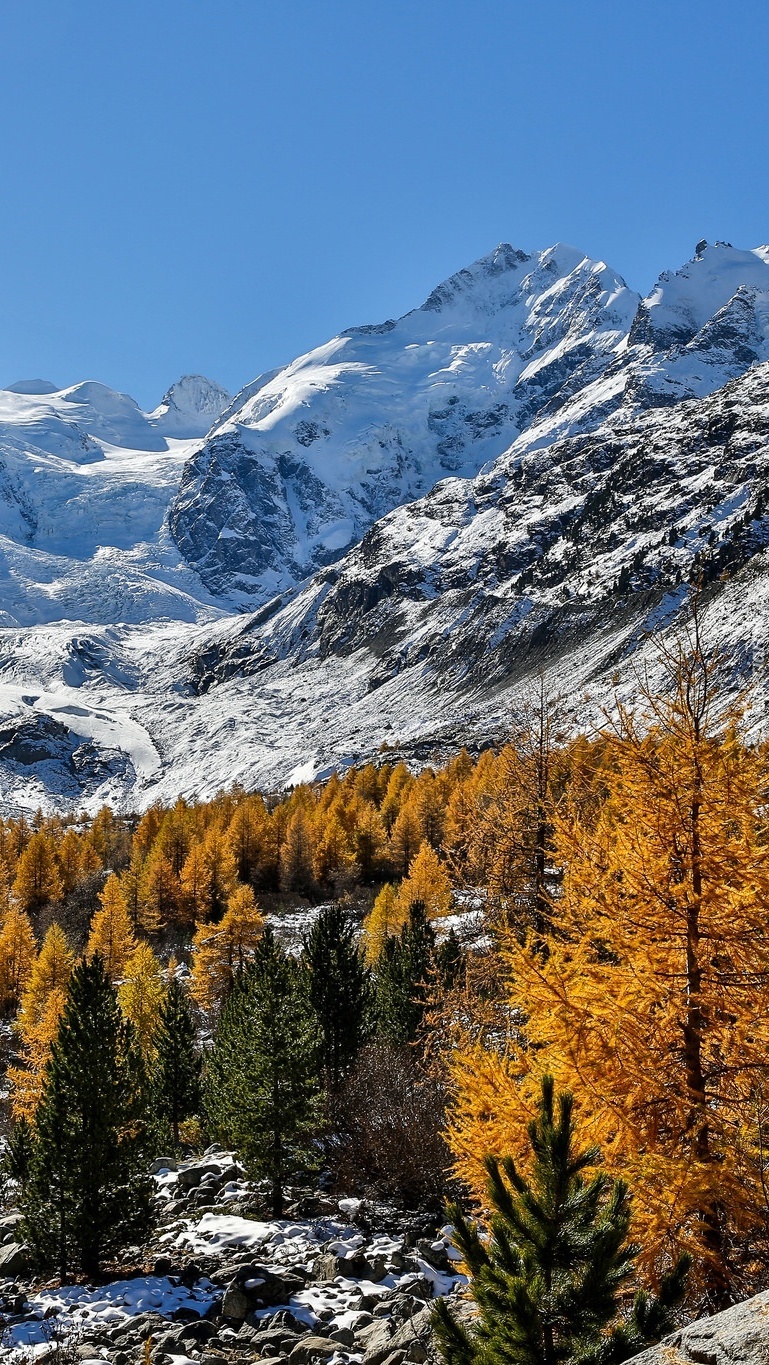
[1,0,767,409]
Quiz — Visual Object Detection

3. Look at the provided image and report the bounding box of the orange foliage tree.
[190,883,265,1012]
[86,874,137,979]
[449,633,769,1305]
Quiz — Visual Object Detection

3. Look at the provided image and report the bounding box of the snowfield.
[2,242,769,811]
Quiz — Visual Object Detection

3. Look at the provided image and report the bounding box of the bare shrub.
[327,1043,451,1208]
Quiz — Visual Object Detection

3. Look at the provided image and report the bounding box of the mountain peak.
[644,242,769,344]
[149,375,231,439]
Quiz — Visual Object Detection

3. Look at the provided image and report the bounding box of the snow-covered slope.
[0,376,231,628]
[3,240,769,812]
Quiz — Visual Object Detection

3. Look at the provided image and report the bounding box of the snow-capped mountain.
[2,240,769,812]
[149,375,233,438]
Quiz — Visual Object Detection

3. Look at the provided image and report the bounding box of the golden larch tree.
[0,906,38,1015]
[190,883,265,1012]
[18,922,73,1027]
[353,801,389,882]
[87,874,137,979]
[364,882,399,962]
[394,842,452,922]
[139,844,178,932]
[118,941,165,1057]
[449,631,769,1305]
[12,831,62,914]
[9,986,68,1120]
[279,809,315,896]
[388,802,421,878]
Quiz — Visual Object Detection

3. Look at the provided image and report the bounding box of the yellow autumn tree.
[393,842,452,923]
[118,941,165,1057]
[449,628,769,1305]
[86,873,137,979]
[200,826,238,919]
[9,986,68,1119]
[364,882,399,962]
[313,812,354,888]
[280,809,315,895]
[226,795,272,884]
[57,828,83,894]
[139,844,177,932]
[189,883,265,1012]
[0,906,38,1015]
[352,801,388,882]
[17,922,73,1027]
[388,800,421,878]
[12,830,62,913]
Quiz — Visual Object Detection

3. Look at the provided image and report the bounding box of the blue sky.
[1,0,768,409]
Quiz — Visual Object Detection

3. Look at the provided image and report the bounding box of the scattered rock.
[289,1334,345,1362]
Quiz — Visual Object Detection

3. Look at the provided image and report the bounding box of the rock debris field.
[0,1151,465,1365]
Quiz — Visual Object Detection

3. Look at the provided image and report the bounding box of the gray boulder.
[0,1242,31,1277]
[630,1289,769,1365]
[289,1336,343,1362]
[221,1264,305,1319]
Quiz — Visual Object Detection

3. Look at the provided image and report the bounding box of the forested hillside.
[1,623,769,1357]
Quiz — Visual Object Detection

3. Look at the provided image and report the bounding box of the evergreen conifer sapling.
[434,1076,688,1365]
[205,928,321,1216]
[154,977,202,1145]
[303,902,371,1090]
[21,956,153,1280]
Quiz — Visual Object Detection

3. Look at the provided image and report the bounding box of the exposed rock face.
[168,241,769,608]
[630,1290,769,1365]
[169,243,640,603]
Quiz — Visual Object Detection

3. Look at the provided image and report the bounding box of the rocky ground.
[0,1152,466,1365]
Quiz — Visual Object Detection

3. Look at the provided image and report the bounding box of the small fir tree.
[434,1076,688,1365]
[21,956,153,1279]
[375,899,435,1045]
[436,926,466,990]
[205,928,321,1215]
[303,902,371,1089]
[154,977,202,1145]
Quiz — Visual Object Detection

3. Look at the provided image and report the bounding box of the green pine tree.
[154,978,202,1146]
[375,899,435,1045]
[434,1076,689,1365]
[3,1116,34,1197]
[436,926,465,990]
[21,956,153,1280]
[303,902,371,1089]
[204,928,321,1216]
